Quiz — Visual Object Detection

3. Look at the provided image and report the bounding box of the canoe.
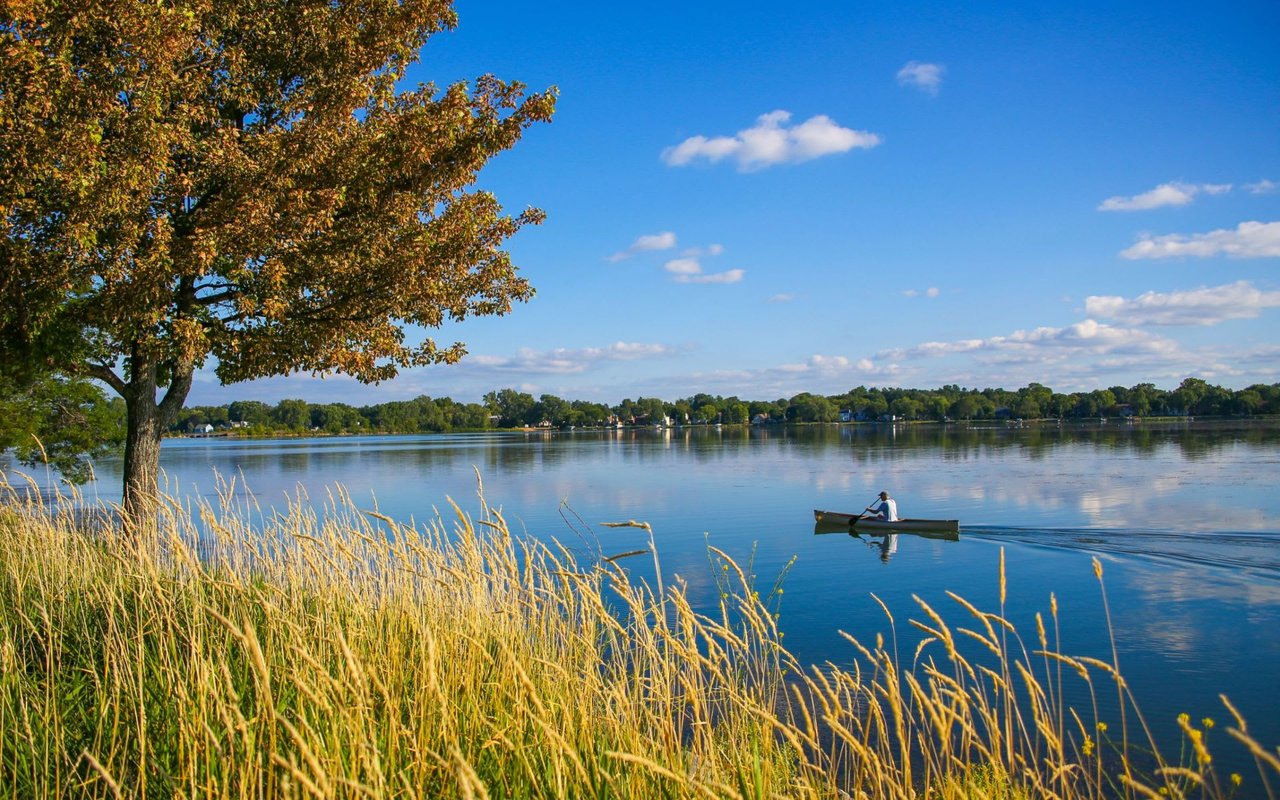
[813,509,960,533]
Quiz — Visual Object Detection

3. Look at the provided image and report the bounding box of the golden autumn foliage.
[0,0,554,513]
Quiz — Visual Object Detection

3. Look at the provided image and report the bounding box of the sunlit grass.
[0,476,1274,798]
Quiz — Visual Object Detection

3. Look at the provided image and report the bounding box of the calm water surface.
[13,420,1280,768]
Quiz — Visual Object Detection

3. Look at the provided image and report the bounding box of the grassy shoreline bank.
[1,488,1274,798]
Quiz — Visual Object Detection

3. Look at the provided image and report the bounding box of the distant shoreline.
[168,414,1277,440]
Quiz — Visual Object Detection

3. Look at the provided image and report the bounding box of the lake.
[9,419,1280,772]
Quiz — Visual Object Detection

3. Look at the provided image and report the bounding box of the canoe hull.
[813,510,960,533]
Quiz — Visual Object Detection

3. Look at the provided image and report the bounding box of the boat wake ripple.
[962,526,1280,577]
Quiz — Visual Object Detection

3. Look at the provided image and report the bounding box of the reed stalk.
[0,479,1272,799]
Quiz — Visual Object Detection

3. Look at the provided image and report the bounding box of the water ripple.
[964,525,1280,575]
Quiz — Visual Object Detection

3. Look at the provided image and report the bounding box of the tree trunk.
[119,353,194,534]
[121,378,163,526]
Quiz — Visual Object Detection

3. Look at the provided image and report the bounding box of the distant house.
[839,410,853,423]
[751,413,770,426]
[188,423,214,435]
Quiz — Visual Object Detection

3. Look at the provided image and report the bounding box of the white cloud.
[808,354,850,370]
[843,318,1269,393]
[878,319,1180,364]
[1084,281,1280,326]
[606,342,674,359]
[609,231,677,262]
[768,293,795,303]
[1120,220,1280,259]
[903,287,940,298]
[1102,183,1195,211]
[1098,181,1231,212]
[673,269,745,285]
[681,243,724,258]
[661,110,880,171]
[663,257,702,275]
[896,61,945,95]
[1246,179,1277,195]
[469,342,676,375]
[777,354,897,378]
[692,355,900,396]
[663,247,742,285]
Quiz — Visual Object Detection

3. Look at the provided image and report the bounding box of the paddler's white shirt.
[873,498,899,522]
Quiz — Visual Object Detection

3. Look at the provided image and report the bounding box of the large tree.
[0,0,554,521]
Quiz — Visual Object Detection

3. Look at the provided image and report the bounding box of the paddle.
[850,496,880,527]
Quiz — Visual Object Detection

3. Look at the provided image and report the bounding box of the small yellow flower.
[1082,734,1095,757]
[1177,715,1212,767]
[1158,788,1168,796]
[1202,717,1215,729]
[1231,773,1243,786]
[1097,722,1108,733]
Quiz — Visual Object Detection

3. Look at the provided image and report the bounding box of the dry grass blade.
[604,549,650,563]
[0,483,1272,800]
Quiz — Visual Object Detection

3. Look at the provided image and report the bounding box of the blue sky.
[190,0,1280,406]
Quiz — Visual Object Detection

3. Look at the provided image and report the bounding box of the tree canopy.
[0,0,554,517]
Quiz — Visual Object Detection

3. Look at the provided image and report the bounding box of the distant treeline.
[171,378,1279,435]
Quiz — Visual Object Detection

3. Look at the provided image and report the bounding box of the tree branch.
[195,289,240,306]
[157,363,195,429]
[86,363,128,397]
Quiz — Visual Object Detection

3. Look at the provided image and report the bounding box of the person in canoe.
[864,491,899,522]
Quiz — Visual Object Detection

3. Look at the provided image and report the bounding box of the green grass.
[0,479,1274,799]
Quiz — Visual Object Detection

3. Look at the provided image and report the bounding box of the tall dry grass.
[0,476,1274,799]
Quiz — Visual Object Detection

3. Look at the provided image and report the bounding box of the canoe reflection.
[814,520,960,562]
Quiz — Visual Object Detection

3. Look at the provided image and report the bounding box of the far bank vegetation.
[168,378,1278,436]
